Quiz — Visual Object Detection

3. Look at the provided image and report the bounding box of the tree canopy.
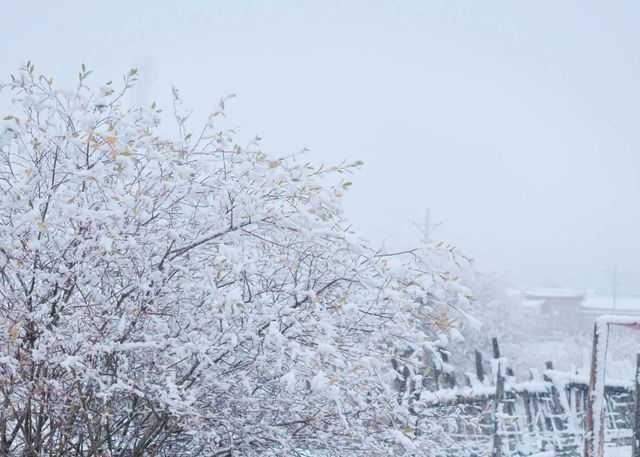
[0,64,474,456]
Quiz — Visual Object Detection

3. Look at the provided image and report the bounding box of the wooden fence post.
[440,349,456,388]
[584,323,598,457]
[492,337,501,359]
[475,350,485,383]
[633,353,640,457]
[492,361,505,457]
[584,321,609,457]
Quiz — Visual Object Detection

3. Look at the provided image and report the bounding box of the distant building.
[522,289,585,335]
[523,289,585,311]
[581,294,640,321]
[521,289,640,335]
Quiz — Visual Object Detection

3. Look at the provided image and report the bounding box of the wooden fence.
[395,338,638,456]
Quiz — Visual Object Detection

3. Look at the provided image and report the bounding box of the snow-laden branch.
[0,63,476,456]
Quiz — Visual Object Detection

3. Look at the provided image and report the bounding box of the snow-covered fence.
[397,339,638,456]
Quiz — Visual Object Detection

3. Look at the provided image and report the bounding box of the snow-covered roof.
[522,288,585,299]
[581,294,640,313]
[522,299,545,308]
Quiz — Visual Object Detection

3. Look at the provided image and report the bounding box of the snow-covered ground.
[525,445,631,457]
[605,445,631,457]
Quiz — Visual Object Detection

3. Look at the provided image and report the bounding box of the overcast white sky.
[2,1,639,293]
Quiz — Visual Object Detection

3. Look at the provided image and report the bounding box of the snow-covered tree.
[0,63,473,456]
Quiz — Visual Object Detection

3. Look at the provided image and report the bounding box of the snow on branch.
[0,63,475,456]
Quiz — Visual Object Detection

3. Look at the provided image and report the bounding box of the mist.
[3,1,638,293]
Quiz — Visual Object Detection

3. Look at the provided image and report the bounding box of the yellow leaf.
[434,241,444,248]
[110,150,118,161]
[9,324,18,342]
[67,196,76,204]
[216,271,222,280]
[403,426,415,434]
[105,135,117,145]
[37,219,47,229]
[25,167,33,176]
[268,161,279,169]
[329,377,340,385]
[15,259,24,267]
[111,196,120,201]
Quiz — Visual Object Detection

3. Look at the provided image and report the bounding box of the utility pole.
[605,262,623,314]
[131,55,156,107]
[412,208,442,245]
[612,262,618,314]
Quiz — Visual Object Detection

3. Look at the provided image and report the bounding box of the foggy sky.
[2,1,639,293]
